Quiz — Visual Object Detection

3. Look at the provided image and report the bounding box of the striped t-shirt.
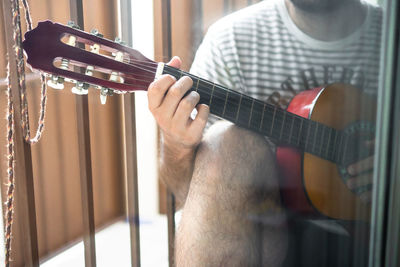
[190,0,382,114]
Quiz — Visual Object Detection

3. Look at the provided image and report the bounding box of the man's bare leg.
[176,121,288,266]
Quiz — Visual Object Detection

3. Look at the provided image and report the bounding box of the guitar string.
[109,60,342,159]
[89,57,342,157]
[64,43,352,160]
[60,43,343,159]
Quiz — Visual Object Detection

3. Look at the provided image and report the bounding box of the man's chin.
[289,0,345,13]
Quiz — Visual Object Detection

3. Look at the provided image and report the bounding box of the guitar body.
[277,84,375,221]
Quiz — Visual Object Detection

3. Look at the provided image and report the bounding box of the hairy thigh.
[176,121,288,266]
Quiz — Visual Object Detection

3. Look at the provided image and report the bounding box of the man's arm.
[147,57,210,208]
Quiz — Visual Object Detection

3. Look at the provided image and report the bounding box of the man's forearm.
[159,139,197,208]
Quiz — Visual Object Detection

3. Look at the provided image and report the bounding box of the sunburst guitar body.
[277,83,375,221]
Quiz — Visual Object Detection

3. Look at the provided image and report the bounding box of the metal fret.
[248,99,255,128]
[235,94,243,123]
[209,83,215,106]
[319,125,325,155]
[222,91,229,117]
[259,103,266,131]
[342,134,349,163]
[332,129,338,160]
[279,111,286,140]
[336,133,344,162]
[195,78,200,92]
[289,115,294,144]
[326,128,333,159]
[313,123,319,153]
[305,120,311,149]
[270,107,277,136]
[297,118,303,147]
[179,69,183,78]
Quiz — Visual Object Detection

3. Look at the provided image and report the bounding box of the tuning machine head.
[71,81,89,95]
[67,21,80,29]
[90,29,104,38]
[114,37,126,45]
[47,75,65,90]
[100,87,114,105]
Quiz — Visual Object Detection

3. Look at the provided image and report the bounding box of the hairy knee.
[194,121,279,192]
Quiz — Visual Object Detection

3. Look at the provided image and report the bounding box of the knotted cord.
[5,0,48,265]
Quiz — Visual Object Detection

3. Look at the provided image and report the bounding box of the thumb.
[167,56,182,69]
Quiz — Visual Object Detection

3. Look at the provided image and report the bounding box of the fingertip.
[167,56,182,68]
[197,104,210,120]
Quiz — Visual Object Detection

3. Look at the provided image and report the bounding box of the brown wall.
[0,0,125,265]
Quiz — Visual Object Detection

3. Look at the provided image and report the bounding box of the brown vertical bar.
[160,1,176,266]
[166,190,176,267]
[2,1,39,266]
[192,0,203,52]
[119,1,141,266]
[69,1,97,267]
[121,93,141,267]
[224,0,231,14]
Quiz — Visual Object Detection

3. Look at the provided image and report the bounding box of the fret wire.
[288,114,294,144]
[319,125,325,156]
[195,78,200,92]
[336,133,344,163]
[313,123,319,153]
[179,70,183,79]
[305,120,312,150]
[332,130,338,160]
[235,94,243,123]
[259,103,266,131]
[326,128,333,159]
[342,134,349,164]
[170,69,254,115]
[297,118,303,147]
[248,99,255,128]
[209,83,216,106]
[222,90,229,116]
[279,111,286,141]
[270,107,277,136]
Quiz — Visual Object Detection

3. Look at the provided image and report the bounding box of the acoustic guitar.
[22,21,376,221]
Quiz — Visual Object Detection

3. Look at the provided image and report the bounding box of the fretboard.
[163,66,345,163]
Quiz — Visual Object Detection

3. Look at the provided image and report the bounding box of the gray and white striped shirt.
[190,0,382,113]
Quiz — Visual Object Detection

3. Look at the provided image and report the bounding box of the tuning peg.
[114,37,126,45]
[85,65,94,76]
[71,81,89,95]
[47,75,64,90]
[90,29,104,38]
[100,87,114,105]
[67,21,80,29]
[60,58,70,70]
[100,91,107,105]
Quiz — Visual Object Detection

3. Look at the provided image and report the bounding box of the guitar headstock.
[23,20,157,103]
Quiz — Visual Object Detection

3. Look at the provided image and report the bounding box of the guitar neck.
[163,65,343,163]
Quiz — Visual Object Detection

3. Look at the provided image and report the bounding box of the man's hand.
[148,57,210,158]
[346,141,375,203]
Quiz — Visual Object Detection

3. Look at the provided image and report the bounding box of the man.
[148,0,381,265]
